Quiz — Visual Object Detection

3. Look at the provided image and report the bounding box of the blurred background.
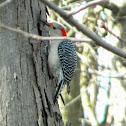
[47,0,126,125]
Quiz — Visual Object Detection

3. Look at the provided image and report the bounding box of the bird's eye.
[53,27,56,29]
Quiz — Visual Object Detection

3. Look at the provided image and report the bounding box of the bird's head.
[41,20,67,37]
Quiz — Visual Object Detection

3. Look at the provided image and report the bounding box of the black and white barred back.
[54,40,77,103]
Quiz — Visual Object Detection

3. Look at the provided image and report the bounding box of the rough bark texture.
[0,0,63,126]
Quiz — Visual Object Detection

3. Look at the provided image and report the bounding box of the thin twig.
[40,0,126,59]
[61,77,96,108]
[0,0,12,9]
[60,68,126,108]
[0,24,91,43]
[102,23,126,43]
[75,69,126,79]
[67,0,108,16]
[79,118,91,125]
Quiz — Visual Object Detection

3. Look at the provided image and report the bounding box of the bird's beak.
[40,19,50,27]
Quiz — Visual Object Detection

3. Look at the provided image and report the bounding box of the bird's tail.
[54,80,65,104]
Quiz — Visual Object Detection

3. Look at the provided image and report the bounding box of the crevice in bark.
[40,50,44,72]
[16,5,19,26]
[31,42,48,126]
[32,87,39,126]
[54,112,62,123]
[32,62,48,126]
[6,107,8,126]
[30,44,42,125]
[37,16,47,73]
[19,54,23,84]
[24,0,26,10]
[30,0,34,20]
[37,14,42,36]
[44,89,53,117]
[39,87,48,126]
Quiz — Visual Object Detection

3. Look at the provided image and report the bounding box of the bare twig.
[40,0,126,59]
[0,0,12,9]
[102,23,126,43]
[67,0,108,16]
[61,68,126,108]
[0,24,91,43]
[75,69,126,79]
[79,118,91,125]
[61,77,96,108]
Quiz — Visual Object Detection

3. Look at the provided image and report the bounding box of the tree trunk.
[0,0,63,126]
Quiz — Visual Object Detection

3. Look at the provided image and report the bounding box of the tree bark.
[0,0,63,126]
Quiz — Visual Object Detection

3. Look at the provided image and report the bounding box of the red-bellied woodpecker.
[41,20,77,104]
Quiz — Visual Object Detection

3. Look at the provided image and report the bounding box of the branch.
[76,69,126,79]
[0,24,91,43]
[0,0,12,9]
[102,23,126,43]
[40,0,126,59]
[99,1,119,15]
[67,0,108,16]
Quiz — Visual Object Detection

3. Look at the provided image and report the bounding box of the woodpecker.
[41,20,77,104]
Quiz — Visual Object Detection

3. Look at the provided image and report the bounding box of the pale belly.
[48,50,60,78]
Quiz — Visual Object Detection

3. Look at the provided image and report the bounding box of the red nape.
[61,28,67,36]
